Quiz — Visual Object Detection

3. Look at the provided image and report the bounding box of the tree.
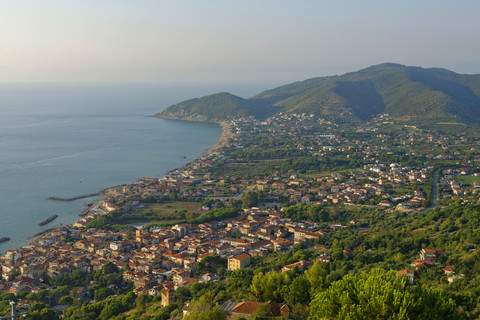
[286,275,310,305]
[195,254,227,276]
[16,291,28,299]
[250,271,290,302]
[94,287,115,301]
[310,269,461,320]
[102,261,119,274]
[136,294,152,309]
[25,303,58,320]
[98,300,127,320]
[58,296,74,306]
[25,308,58,320]
[183,293,228,320]
[241,191,258,208]
[305,261,328,295]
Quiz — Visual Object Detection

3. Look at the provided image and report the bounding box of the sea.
[0,82,274,254]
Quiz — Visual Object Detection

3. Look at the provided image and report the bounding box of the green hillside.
[156,92,275,122]
[157,64,480,124]
[251,63,480,123]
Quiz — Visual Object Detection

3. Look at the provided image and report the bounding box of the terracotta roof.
[231,301,260,315]
[232,253,251,261]
[396,269,414,276]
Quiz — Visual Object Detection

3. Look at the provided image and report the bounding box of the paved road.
[426,169,439,211]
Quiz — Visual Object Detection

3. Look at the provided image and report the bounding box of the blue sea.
[0,82,273,253]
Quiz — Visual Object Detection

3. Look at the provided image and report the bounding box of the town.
[1,114,479,319]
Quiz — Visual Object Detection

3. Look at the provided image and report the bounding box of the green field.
[302,168,361,178]
[455,176,479,185]
[212,159,286,176]
[117,201,202,224]
[132,201,201,217]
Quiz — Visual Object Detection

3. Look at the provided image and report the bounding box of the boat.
[38,214,58,226]
[0,237,10,243]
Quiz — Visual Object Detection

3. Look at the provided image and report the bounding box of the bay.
[0,82,273,253]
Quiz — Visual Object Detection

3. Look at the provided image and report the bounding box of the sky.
[1,0,480,84]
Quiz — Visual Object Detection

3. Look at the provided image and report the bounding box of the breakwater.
[47,193,100,201]
[38,214,58,226]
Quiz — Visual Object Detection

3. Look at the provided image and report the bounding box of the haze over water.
[0,83,270,254]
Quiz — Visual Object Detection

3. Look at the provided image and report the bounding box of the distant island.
[156,63,480,126]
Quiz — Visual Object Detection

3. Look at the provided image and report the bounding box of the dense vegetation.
[157,92,275,121]
[310,269,460,320]
[158,63,480,124]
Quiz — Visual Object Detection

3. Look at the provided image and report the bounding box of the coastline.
[19,118,231,249]
[162,118,231,173]
[153,116,232,156]
[204,121,232,155]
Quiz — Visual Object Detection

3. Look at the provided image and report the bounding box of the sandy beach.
[204,121,233,155]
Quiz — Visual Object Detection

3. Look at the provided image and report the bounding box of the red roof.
[396,269,414,276]
[231,301,260,315]
[232,253,251,261]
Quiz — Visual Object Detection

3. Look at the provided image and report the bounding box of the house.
[443,266,454,275]
[419,248,442,262]
[282,260,312,272]
[161,289,176,307]
[318,254,332,263]
[199,273,219,282]
[228,253,251,271]
[293,229,325,240]
[230,301,292,319]
[396,269,415,283]
[272,238,294,252]
[410,259,434,270]
[343,249,353,258]
[148,285,163,296]
[172,270,190,285]
[230,301,259,319]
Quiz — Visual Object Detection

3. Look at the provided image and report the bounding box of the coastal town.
[0,113,479,318]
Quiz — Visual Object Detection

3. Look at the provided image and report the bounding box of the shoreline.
[204,121,232,156]
[154,116,232,157]
[167,119,231,173]
[17,118,231,250]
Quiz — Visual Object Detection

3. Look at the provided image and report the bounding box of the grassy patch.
[131,201,202,220]
[212,159,285,176]
[420,122,468,133]
[302,168,360,178]
[409,228,427,236]
[455,176,479,186]
[116,201,201,224]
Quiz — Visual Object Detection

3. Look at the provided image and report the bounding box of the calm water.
[0,82,273,253]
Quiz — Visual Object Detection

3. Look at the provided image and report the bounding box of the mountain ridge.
[156,63,480,124]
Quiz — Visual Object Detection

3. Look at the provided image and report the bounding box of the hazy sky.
[1,0,480,83]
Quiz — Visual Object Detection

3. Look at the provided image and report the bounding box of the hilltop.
[156,63,480,125]
[156,92,275,122]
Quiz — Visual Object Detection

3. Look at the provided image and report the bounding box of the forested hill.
[156,63,480,124]
[156,92,276,122]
